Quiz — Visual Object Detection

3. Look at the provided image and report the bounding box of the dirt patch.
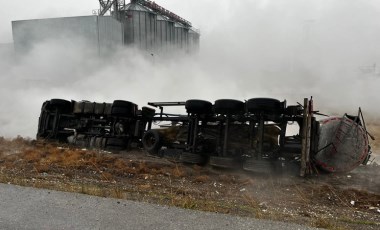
[0,137,379,230]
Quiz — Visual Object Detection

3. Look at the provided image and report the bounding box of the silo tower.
[98,0,200,53]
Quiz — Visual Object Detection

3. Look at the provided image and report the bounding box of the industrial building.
[12,0,200,55]
[12,16,123,56]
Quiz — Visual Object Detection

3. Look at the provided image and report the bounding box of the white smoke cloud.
[1,0,380,140]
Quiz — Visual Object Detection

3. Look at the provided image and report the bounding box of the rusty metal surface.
[315,116,369,172]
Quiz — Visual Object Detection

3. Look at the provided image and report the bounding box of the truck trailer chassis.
[37,97,373,176]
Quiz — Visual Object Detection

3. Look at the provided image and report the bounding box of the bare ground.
[0,137,379,230]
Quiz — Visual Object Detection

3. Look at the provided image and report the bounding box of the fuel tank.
[314,116,369,173]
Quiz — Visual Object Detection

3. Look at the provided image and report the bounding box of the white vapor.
[1,0,380,139]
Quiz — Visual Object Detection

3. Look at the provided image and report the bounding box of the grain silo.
[123,2,156,51]
[188,29,200,53]
[156,15,175,53]
[120,0,199,53]
[11,0,200,56]
[174,22,189,50]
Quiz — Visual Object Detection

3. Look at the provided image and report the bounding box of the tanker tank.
[315,116,370,173]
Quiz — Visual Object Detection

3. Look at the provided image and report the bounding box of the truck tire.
[93,137,107,149]
[141,106,156,119]
[214,99,245,115]
[142,129,163,155]
[111,100,137,117]
[246,98,283,114]
[185,100,213,114]
[285,105,302,116]
[49,99,72,113]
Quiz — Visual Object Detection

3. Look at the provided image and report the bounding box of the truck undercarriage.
[37,97,373,176]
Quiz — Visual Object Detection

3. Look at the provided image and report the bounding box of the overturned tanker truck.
[37,97,374,176]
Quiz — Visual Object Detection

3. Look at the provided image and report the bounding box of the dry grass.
[171,164,186,178]
[312,217,345,230]
[218,174,239,184]
[242,193,263,218]
[1,137,379,230]
[110,186,125,199]
[176,196,198,209]
[193,175,210,183]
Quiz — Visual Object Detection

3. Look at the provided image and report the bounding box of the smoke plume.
[0,0,379,147]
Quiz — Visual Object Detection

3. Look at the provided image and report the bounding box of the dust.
[367,123,380,164]
[1,0,380,140]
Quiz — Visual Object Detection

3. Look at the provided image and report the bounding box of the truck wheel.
[185,100,213,114]
[209,156,239,169]
[214,99,245,115]
[246,98,283,114]
[285,105,302,116]
[49,99,72,113]
[141,106,156,119]
[93,137,107,149]
[111,100,137,117]
[142,130,162,155]
[180,152,206,164]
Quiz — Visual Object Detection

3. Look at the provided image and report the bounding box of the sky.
[1,0,380,138]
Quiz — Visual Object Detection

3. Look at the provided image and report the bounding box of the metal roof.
[174,22,186,28]
[123,3,153,13]
[156,15,171,21]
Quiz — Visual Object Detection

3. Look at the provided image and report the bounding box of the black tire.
[41,101,50,111]
[93,137,107,149]
[37,110,49,138]
[180,152,206,164]
[185,100,213,114]
[142,130,163,155]
[83,102,95,114]
[104,103,113,115]
[285,105,302,116]
[246,98,283,114]
[89,137,97,149]
[243,159,273,174]
[209,156,239,169]
[113,100,136,108]
[49,99,72,113]
[141,107,156,119]
[111,100,137,117]
[50,99,71,107]
[214,99,245,115]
